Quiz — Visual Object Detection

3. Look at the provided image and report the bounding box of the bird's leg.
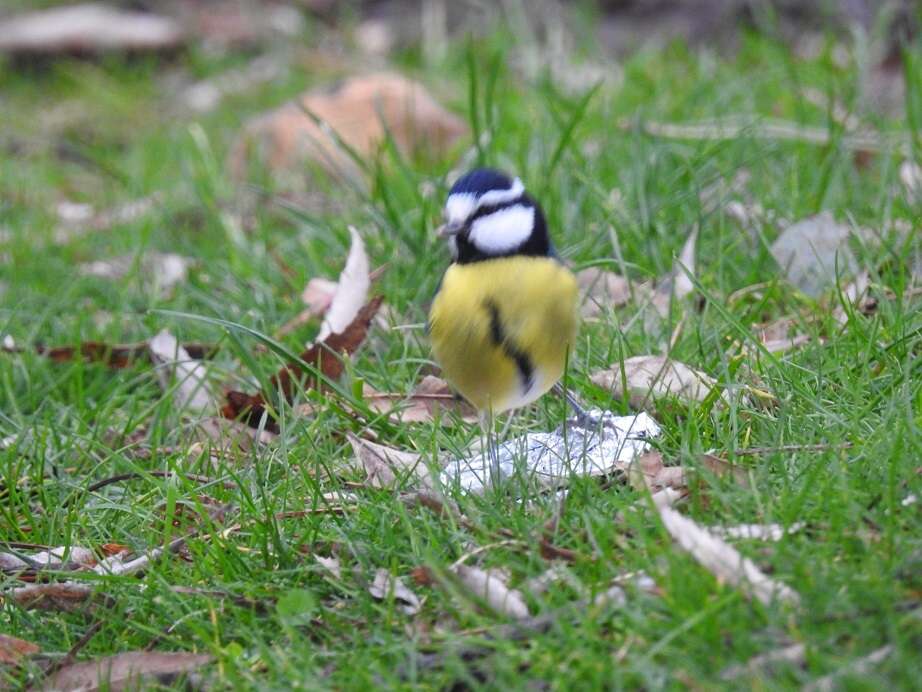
[553,383,604,430]
[479,407,502,491]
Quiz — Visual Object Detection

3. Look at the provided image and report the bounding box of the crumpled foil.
[438,410,661,495]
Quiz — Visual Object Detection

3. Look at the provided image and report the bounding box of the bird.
[428,168,580,426]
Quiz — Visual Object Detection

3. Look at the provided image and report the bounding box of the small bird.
[429,168,579,420]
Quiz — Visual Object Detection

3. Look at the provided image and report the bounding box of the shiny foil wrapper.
[439,410,661,495]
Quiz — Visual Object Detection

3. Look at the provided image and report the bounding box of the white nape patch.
[477,177,524,207]
[443,178,525,224]
[468,204,535,255]
[444,193,476,224]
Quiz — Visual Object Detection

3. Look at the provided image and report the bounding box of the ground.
[1,4,921,689]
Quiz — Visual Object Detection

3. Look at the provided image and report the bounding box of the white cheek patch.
[444,193,476,223]
[446,234,458,259]
[468,204,535,255]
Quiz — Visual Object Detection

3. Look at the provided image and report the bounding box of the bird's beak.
[437,220,466,238]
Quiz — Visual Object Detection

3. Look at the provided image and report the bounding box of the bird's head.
[438,168,550,263]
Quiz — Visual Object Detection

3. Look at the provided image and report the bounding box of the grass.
[2,9,922,689]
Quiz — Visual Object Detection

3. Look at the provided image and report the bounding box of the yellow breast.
[428,256,578,413]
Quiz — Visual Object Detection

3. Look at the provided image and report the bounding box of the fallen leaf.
[369,569,422,615]
[657,504,800,606]
[577,267,631,317]
[302,277,338,313]
[223,295,383,428]
[230,72,467,180]
[591,355,727,410]
[314,555,342,580]
[348,434,432,489]
[365,375,478,424]
[0,4,184,55]
[149,330,214,414]
[317,227,370,342]
[770,213,859,297]
[42,651,211,691]
[451,564,530,620]
[9,582,95,611]
[79,252,192,298]
[628,451,687,492]
[0,633,39,666]
[648,225,698,321]
[1,339,214,368]
[0,545,97,572]
[193,417,277,452]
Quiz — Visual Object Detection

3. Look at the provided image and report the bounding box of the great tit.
[429,168,579,417]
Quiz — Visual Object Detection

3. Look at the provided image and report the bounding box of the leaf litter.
[591,355,729,411]
[41,651,212,691]
[149,329,214,414]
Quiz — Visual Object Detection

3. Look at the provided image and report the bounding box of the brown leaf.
[699,454,750,487]
[9,582,95,611]
[348,434,432,489]
[577,267,631,317]
[628,451,687,492]
[42,651,211,691]
[0,5,184,56]
[1,340,214,368]
[230,72,468,180]
[365,375,477,424]
[0,633,39,665]
[224,295,383,428]
[591,355,727,410]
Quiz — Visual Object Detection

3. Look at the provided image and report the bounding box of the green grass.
[2,12,922,690]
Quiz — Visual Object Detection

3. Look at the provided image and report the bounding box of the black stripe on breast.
[484,299,534,393]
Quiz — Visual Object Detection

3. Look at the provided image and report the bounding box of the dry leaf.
[591,355,727,410]
[149,330,214,414]
[193,416,277,453]
[315,555,342,580]
[348,434,432,490]
[317,227,369,342]
[2,338,214,368]
[648,225,698,322]
[0,4,184,55]
[42,651,211,691]
[577,267,631,317]
[629,451,687,492]
[770,213,859,297]
[302,277,338,313]
[369,569,422,615]
[657,504,800,606]
[230,72,467,180]
[0,633,40,666]
[0,545,97,571]
[10,582,95,611]
[365,375,477,424]
[451,564,530,620]
[223,295,383,429]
